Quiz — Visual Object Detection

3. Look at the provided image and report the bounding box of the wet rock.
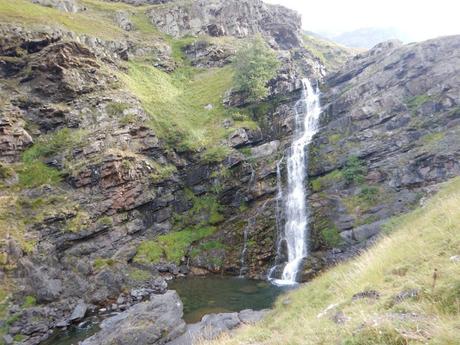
[82,291,186,345]
[68,300,87,322]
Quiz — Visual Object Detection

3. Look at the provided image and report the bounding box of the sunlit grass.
[207,177,460,345]
[120,61,254,151]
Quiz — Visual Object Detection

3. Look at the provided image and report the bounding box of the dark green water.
[169,276,285,323]
[42,276,284,344]
[40,319,99,345]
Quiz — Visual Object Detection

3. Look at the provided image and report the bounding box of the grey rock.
[147,0,302,49]
[352,290,380,301]
[68,300,87,322]
[82,291,186,345]
[31,0,79,12]
[115,10,134,31]
[3,334,13,345]
[250,141,280,159]
[238,309,269,324]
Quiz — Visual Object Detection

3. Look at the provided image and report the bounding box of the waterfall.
[270,78,321,285]
[239,217,255,277]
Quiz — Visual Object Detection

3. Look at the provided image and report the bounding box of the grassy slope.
[303,33,361,72]
[120,62,237,151]
[0,0,165,39]
[209,178,460,345]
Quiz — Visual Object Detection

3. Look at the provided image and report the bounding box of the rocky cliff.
[0,0,459,344]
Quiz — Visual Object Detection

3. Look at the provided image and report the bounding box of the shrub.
[22,295,36,308]
[233,35,280,102]
[342,156,367,184]
[321,226,342,247]
[358,186,380,203]
[200,146,231,164]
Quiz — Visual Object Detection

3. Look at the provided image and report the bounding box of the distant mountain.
[323,27,412,49]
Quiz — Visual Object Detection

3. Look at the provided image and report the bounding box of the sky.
[264,0,460,41]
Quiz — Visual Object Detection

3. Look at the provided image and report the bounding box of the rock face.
[82,291,186,345]
[31,0,80,13]
[147,0,303,49]
[305,36,460,270]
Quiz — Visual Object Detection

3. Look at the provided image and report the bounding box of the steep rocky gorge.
[0,0,459,344]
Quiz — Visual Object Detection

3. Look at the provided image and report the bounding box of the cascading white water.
[271,78,321,285]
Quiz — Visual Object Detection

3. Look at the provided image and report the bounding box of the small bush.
[22,295,36,308]
[201,146,231,164]
[358,186,380,203]
[233,35,280,102]
[321,226,342,247]
[343,156,367,184]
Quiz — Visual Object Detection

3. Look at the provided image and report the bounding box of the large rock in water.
[146,0,303,49]
[81,291,186,345]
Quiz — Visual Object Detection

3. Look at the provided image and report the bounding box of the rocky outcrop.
[168,309,269,345]
[0,106,33,163]
[304,36,460,272]
[82,291,186,345]
[147,0,303,49]
[31,0,80,13]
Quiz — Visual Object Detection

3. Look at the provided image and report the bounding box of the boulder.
[115,10,135,31]
[82,291,186,345]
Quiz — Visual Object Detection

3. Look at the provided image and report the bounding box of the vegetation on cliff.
[210,177,460,345]
[233,35,280,102]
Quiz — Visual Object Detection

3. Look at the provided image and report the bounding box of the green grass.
[407,94,432,111]
[134,226,216,264]
[22,128,86,164]
[21,295,36,308]
[0,0,125,40]
[129,268,152,282]
[311,169,343,192]
[208,177,460,345]
[93,258,116,270]
[120,61,252,152]
[173,191,224,228]
[17,161,61,188]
